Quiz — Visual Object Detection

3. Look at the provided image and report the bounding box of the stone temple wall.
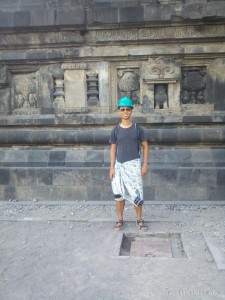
[0,0,225,202]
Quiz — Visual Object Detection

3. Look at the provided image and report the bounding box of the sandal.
[114,220,124,230]
[136,219,148,231]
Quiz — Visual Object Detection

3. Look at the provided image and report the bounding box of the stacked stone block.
[0,0,225,203]
[0,146,225,201]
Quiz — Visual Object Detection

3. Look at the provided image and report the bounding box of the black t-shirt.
[109,123,147,163]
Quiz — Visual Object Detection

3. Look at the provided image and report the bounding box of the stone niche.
[140,57,181,113]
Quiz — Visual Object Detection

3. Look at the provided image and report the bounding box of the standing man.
[109,96,149,231]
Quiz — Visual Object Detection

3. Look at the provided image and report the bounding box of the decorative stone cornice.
[0,31,83,48]
[96,24,225,43]
[0,24,224,50]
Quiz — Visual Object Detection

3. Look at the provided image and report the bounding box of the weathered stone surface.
[49,151,66,167]
[0,0,224,204]
[90,7,119,24]
[56,7,85,26]
[0,11,13,28]
[0,146,225,201]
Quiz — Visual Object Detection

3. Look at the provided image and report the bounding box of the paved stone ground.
[0,201,225,300]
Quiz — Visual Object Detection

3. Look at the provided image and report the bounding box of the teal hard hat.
[117,96,134,108]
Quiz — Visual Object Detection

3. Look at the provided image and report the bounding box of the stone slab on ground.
[0,202,225,300]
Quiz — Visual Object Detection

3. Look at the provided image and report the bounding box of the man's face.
[118,106,132,119]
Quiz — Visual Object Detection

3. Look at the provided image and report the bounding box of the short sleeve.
[139,126,147,142]
[109,126,117,144]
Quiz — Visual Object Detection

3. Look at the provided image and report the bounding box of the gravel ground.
[1,200,225,259]
[0,200,225,300]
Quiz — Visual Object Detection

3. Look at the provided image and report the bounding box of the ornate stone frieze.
[140,24,225,40]
[96,25,225,43]
[96,29,139,42]
[0,32,83,48]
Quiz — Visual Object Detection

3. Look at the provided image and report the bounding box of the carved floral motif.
[142,57,180,80]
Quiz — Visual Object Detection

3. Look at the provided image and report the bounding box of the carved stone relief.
[181,68,207,104]
[154,84,168,109]
[141,57,181,112]
[117,69,140,105]
[142,57,180,80]
[12,73,39,114]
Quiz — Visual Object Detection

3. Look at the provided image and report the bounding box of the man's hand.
[109,168,115,180]
[141,165,148,176]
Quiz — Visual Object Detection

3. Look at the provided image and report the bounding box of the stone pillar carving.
[86,73,99,106]
[141,57,181,113]
[53,75,65,109]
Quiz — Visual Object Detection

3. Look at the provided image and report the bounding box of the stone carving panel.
[141,57,181,112]
[181,68,207,104]
[12,74,38,113]
[142,57,180,80]
[118,69,140,105]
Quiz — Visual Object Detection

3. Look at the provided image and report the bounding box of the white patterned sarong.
[111,158,143,206]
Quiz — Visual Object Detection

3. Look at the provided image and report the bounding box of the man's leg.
[134,204,148,231]
[114,200,125,230]
[134,203,142,220]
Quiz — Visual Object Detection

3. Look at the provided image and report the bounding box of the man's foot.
[114,220,124,230]
[136,219,148,231]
